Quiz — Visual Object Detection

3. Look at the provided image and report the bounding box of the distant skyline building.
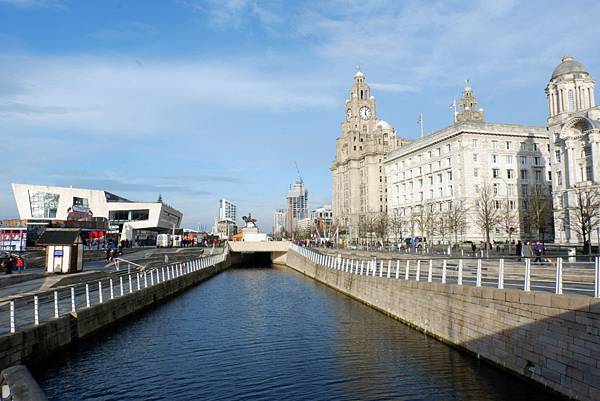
[273,208,286,237]
[331,69,410,244]
[218,198,237,222]
[213,198,238,238]
[286,180,308,234]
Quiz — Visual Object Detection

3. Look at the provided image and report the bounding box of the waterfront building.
[286,180,308,234]
[11,183,182,245]
[331,69,410,244]
[384,84,553,244]
[546,55,600,246]
[218,198,237,222]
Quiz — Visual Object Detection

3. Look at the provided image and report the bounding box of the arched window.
[568,89,574,112]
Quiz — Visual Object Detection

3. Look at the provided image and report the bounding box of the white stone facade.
[546,55,600,245]
[384,86,553,244]
[331,70,410,243]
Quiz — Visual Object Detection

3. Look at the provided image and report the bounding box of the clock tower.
[331,69,410,245]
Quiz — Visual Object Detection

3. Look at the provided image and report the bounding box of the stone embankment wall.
[286,250,600,401]
[0,260,231,371]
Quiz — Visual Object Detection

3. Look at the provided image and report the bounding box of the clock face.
[346,109,352,121]
[359,106,372,120]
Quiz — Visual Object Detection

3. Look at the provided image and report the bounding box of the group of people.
[0,251,25,274]
[516,240,545,262]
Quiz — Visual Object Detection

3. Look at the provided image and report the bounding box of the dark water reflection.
[34,266,561,401]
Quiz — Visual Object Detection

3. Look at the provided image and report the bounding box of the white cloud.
[0,53,337,137]
[0,0,65,8]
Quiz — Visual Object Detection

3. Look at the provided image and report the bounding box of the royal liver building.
[547,55,600,246]
[331,70,409,243]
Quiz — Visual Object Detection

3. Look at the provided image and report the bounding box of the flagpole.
[453,99,457,123]
[419,113,424,138]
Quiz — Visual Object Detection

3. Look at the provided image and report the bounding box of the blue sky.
[1,0,599,230]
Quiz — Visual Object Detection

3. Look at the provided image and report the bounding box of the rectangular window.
[29,191,60,219]
[508,184,515,196]
[506,155,514,164]
[520,156,527,165]
[535,170,542,181]
[534,157,541,165]
[492,154,497,163]
[73,197,89,209]
[492,140,498,149]
[493,183,499,195]
[474,184,480,193]
[533,143,539,151]
[521,184,529,195]
[555,150,561,163]
[473,168,479,177]
[520,169,528,180]
[447,171,453,181]
[492,168,500,178]
[472,139,478,147]
[473,153,478,162]
[495,200,502,209]
[131,209,150,221]
[446,144,451,153]
[520,142,526,151]
[429,176,433,185]
[506,141,511,150]
[507,169,514,179]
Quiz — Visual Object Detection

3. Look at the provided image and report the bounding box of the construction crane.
[294,160,303,183]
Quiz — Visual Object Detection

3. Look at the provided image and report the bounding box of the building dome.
[551,55,588,79]
[377,120,393,130]
[355,70,364,78]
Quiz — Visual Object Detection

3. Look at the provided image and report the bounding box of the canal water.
[34,265,561,401]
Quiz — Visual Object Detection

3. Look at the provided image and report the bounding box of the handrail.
[112,258,147,271]
[289,244,600,298]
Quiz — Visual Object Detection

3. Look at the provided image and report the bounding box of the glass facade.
[29,191,60,218]
[109,209,150,223]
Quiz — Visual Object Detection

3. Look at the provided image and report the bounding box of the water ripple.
[34,266,561,401]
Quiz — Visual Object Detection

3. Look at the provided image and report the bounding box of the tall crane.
[294,160,303,183]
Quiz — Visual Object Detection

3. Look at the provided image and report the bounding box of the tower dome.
[551,55,588,80]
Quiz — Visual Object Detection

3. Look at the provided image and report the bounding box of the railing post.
[379,261,383,277]
[98,281,103,303]
[162,267,165,282]
[144,272,148,288]
[359,261,364,275]
[395,260,400,279]
[415,260,421,281]
[457,259,463,285]
[137,273,141,291]
[34,295,39,325]
[476,259,482,287]
[555,257,563,295]
[498,258,504,289]
[120,276,124,295]
[372,260,377,277]
[349,259,353,274]
[54,290,59,318]
[71,287,76,312]
[110,278,114,299]
[167,266,171,280]
[524,258,531,292]
[9,301,15,333]
[387,260,391,278]
[595,256,600,298]
[85,284,91,307]
[405,260,410,280]
[442,260,447,283]
[428,260,433,282]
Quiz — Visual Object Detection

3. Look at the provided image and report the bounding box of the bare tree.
[373,212,389,245]
[437,212,449,245]
[447,200,468,247]
[475,184,501,250]
[389,208,405,246]
[564,185,600,254]
[527,184,553,243]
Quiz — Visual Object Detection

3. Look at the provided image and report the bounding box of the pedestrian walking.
[16,255,24,273]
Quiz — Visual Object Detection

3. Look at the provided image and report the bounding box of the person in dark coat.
[4,252,15,275]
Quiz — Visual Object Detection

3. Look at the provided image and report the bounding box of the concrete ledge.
[1,365,48,401]
[287,249,600,401]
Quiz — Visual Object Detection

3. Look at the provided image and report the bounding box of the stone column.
[565,141,576,187]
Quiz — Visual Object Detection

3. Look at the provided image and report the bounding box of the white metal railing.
[289,244,600,299]
[1,252,228,336]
